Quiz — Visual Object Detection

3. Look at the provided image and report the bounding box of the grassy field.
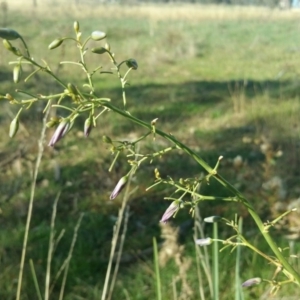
[1,2,300,299]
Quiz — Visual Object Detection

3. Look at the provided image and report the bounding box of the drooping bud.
[48,119,70,147]
[160,201,180,223]
[84,117,93,137]
[195,238,213,246]
[126,58,138,70]
[110,174,129,200]
[0,28,21,40]
[9,117,19,138]
[74,21,80,33]
[48,38,64,50]
[91,47,107,54]
[102,135,112,144]
[91,31,106,41]
[242,277,262,288]
[13,64,22,83]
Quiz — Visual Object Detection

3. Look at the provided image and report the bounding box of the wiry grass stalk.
[29,259,42,300]
[194,205,213,299]
[153,236,162,300]
[107,205,130,300]
[101,150,138,300]
[16,105,51,300]
[235,217,244,300]
[212,222,219,300]
[59,212,84,300]
[45,191,61,300]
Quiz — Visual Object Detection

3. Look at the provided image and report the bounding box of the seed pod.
[13,64,22,83]
[91,47,107,54]
[91,31,106,41]
[0,28,20,40]
[74,21,80,33]
[48,38,64,50]
[126,58,138,70]
[9,117,19,138]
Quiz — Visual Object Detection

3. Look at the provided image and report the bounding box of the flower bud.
[46,117,59,128]
[160,201,180,223]
[104,43,110,51]
[0,28,20,40]
[48,38,64,50]
[67,83,78,95]
[126,58,138,70]
[9,117,19,138]
[91,47,107,54]
[3,39,21,56]
[110,175,129,200]
[91,31,106,41]
[204,216,221,223]
[48,119,70,147]
[13,64,22,83]
[102,135,112,144]
[242,277,262,287]
[84,117,93,137]
[74,21,80,33]
[195,238,212,246]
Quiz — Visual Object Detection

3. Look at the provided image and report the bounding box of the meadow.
[1,1,300,299]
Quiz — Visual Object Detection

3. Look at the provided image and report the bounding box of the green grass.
[1,2,300,299]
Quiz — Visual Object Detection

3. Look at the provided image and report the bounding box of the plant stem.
[102,101,300,284]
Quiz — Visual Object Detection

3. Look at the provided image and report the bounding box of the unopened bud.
[204,216,221,223]
[48,38,64,50]
[91,47,107,54]
[74,21,80,33]
[67,83,78,95]
[126,58,138,70]
[0,28,20,40]
[160,201,180,223]
[84,117,93,137]
[48,119,70,147]
[91,31,106,41]
[9,117,19,138]
[195,238,212,246]
[13,64,22,83]
[3,39,21,56]
[110,174,129,200]
[242,277,262,288]
[104,43,110,51]
[102,135,112,144]
[46,117,59,128]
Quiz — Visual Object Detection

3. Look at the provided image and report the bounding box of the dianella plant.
[0,22,300,297]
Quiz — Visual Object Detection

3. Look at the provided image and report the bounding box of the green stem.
[102,101,300,284]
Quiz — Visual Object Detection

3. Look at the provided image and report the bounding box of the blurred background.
[1,0,300,299]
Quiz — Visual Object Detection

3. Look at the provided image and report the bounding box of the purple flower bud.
[195,238,212,246]
[160,201,180,223]
[110,175,129,200]
[48,119,70,147]
[242,277,262,288]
